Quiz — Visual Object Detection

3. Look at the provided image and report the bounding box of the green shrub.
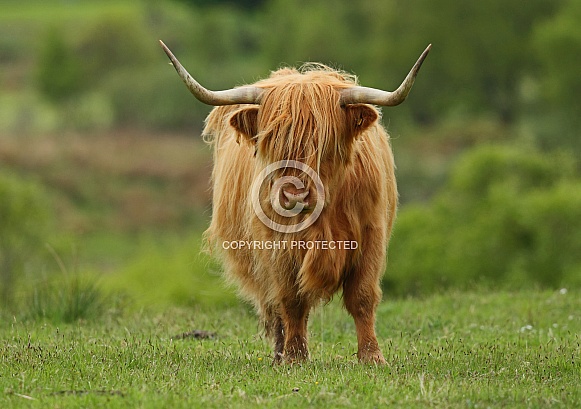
[104,67,204,129]
[74,14,157,87]
[516,182,581,287]
[36,27,83,103]
[386,145,581,295]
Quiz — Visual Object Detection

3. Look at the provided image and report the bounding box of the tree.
[530,0,581,151]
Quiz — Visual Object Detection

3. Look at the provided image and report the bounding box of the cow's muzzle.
[282,186,310,211]
[269,179,314,215]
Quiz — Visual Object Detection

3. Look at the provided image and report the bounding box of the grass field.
[1,289,580,408]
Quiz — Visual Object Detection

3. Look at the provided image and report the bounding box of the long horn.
[340,44,432,106]
[160,40,262,106]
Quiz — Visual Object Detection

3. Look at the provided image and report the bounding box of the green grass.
[100,234,239,309]
[1,289,580,408]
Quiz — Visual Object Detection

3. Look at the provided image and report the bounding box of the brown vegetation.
[0,130,212,234]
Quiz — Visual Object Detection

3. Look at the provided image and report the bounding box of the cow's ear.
[230,107,259,144]
[344,104,378,138]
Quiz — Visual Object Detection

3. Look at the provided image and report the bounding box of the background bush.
[386,145,581,295]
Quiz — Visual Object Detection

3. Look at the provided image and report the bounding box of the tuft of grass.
[24,273,105,323]
[19,246,106,324]
[1,289,580,408]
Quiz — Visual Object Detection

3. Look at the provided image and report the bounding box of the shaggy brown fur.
[203,64,397,364]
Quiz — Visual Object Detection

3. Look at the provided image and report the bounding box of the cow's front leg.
[279,294,310,363]
[343,272,385,364]
[343,230,387,364]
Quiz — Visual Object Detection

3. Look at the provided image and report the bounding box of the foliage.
[103,66,203,129]
[2,0,576,139]
[76,14,156,84]
[0,172,52,305]
[1,289,580,407]
[528,0,581,152]
[36,28,83,103]
[27,1,269,130]
[34,12,161,129]
[386,145,581,295]
[393,0,561,124]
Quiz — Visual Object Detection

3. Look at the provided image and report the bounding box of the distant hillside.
[0,131,212,236]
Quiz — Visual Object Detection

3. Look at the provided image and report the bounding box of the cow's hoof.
[272,352,284,365]
[272,352,307,365]
[282,352,309,365]
[284,356,307,366]
[358,350,387,365]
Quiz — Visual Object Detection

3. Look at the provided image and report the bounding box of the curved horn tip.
[414,44,432,71]
[421,44,432,60]
[159,40,175,62]
[159,39,168,53]
[338,44,431,106]
[159,40,263,106]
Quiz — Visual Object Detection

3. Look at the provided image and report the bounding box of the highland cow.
[160,41,430,364]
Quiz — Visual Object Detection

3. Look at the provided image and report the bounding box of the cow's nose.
[281,187,309,210]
